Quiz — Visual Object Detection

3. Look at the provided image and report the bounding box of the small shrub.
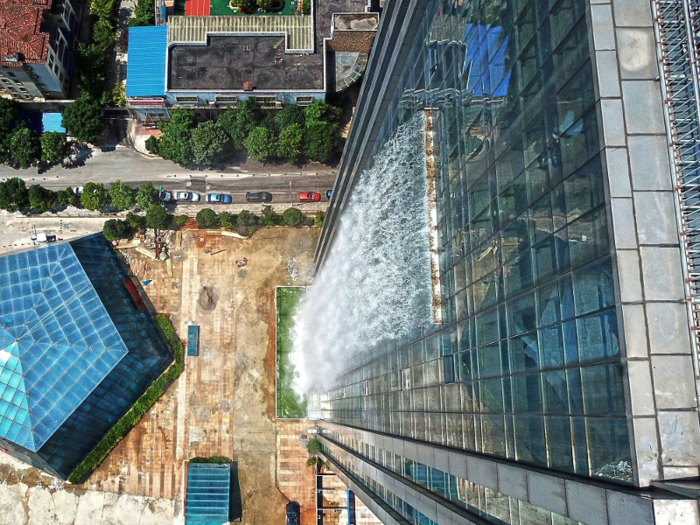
[196,208,219,229]
[219,211,234,230]
[302,0,310,14]
[260,206,280,226]
[306,439,322,455]
[176,214,188,227]
[314,211,325,228]
[125,211,144,229]
[189,456,232,463]
[145,136,159,155]
[103,219,127,241]
[283,207,305,226]
[237,209,256,227]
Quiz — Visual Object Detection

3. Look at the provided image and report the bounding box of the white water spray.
[292,114,433,394]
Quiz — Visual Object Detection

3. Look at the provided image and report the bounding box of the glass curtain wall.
[323,0,632,484]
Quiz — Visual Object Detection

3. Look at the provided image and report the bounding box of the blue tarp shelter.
[126,26,168,98]
[41,113,64,133]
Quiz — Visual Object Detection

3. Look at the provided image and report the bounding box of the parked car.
[326,190,332,199]
[175,191,200,202]
[245,191,273,203]
[298,191,321,203]
[72,186,84,195]
[205,193,232,204]
[285,501,300,525]
[160,190,172,202]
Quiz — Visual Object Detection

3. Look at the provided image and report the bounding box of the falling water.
[291,113,433,394]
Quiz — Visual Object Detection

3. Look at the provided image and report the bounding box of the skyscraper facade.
[315,0,700,521]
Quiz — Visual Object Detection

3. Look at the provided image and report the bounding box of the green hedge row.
[67,315,184,483]
[189,456,232,463]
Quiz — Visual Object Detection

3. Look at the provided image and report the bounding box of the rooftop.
[126,25,168,97]
[0,242,129,451]
[168,35,323,92]
[0,0,51,67]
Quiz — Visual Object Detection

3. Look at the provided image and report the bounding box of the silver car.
[175,191,200,202]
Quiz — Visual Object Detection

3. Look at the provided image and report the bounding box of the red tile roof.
[0,0,51,67]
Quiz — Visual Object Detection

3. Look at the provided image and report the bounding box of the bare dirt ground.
[0,226,320,524]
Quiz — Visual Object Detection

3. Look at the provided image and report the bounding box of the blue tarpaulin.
[42,113,65,133]
[126,26,168,98]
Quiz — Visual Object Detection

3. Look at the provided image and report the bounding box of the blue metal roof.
[42,113,65,134]
[126,26,168,97]
[0,243,129,451]
[186,463,231,525]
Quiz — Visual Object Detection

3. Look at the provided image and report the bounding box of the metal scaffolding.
[651,0,700,388]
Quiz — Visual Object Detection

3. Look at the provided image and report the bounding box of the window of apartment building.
[255,96,279,108]
[215,95,237,104]
[175,96,198,104]
[296,95,313,106]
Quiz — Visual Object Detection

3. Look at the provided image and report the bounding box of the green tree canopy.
[125,211,144,229]
[314,210,325,227]
[28,185,56,213]
[192,120,229,166]
[218,212,234,230]
[236,209,257,227]
[75,43,107,97]
[103,219,127,241]
[81,182,108,211]
[282,207,305,226]
[158,110,195,165]
[0,98,19,159]
[130,0,155,26]
[260,205,280,226]
[137,182,161,209]
[109,181,136,211]
[275,104,305,129]
[8,128,40,169]
[62,95,104,143]
[0,178,28,212]
[57,186,80,207]
[277,123,304,164]
[91,19,115,53]
[244,127,276,160]
[304,121,339,163]
[304,100,342,124]
[145,136,159,155]
[216,98,259,150]
[196,208,219,229]
[145,204,171,229]
[40,132,69,164]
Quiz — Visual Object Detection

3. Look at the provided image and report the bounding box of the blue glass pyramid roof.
[0,244,129,451]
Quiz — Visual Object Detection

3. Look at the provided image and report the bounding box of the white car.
[175,191,200,202]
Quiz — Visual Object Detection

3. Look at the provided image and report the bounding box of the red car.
[298,191,321,202]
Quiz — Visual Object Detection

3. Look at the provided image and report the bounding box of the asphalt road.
[0,146,337,194]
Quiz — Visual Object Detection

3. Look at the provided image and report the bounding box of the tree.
[57,186,80,207]
[260,206,280,226]
[158,110,195,165]
[40,132,69,164]
[304,121,339,163]
[0,98,19,160]
[216,98,258,150]
[176,214,188,227]
[28,185,56,213]
[304,100,342,124]
[145,136,159,155]
[130,0,156,26]
[125,211,144,229]
[81,182,108,211]
[109,181,136,211]
[257,0,275,9]
[196,208,219,229]
[8,128,40,169]
[62,95,104,143]
[112,82,127,107]
[244,127,276,160]
[75,43,107,97]
[237,209,257,227]
[306,439,321,454]
[137,182,161,209]
[0,178,29,212]
[283,207,305,226]
[275,104,305,129]
[145,204,171,229]
[230,0,258,10]
[92,19,115,53]
[277,124,304,164]
[314,210,325,227]
[192,120,229,166]
[218,212,234,230]
[103,219,127,241]
[302,0,310,14]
